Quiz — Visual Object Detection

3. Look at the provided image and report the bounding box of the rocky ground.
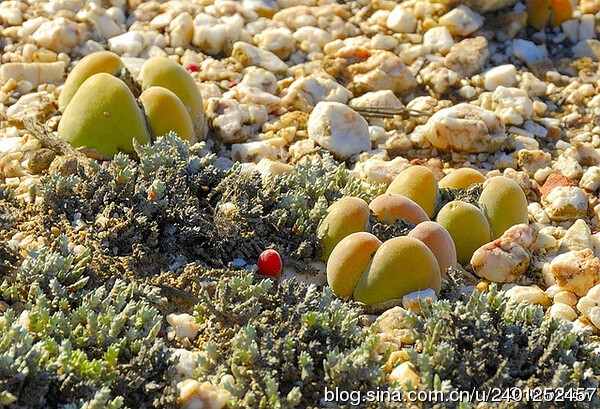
[2,0,600,408]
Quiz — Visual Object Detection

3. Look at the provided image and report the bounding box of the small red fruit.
[257,249,283,277]
[186,64,199,72]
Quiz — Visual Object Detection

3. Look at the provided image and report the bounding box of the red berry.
[186,64,199,72]
[257,249,282,277]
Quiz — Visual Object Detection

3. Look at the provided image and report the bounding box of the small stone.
[32,17,85,53]
[517,150,551,176]
[505,285,550,306]
[444,36,489,78]
[539,172,574,196]
[551,249,600,296]
[541,186,588,221]
[548,303,577,321]
[580,14,596,41]
[389,362,420,387]
[561,219,593,252]
[347,51,417,94]
[492,86,533,125]
[387,6,417,33]
[553,291,578,307]
[511,39,545,63]
[232,41,288,73]
[582,0,600,14]
[580,166,600,191]
[464,0,518,13]
[483,64,517,91]
[491,11,528,41]
[471,224,533,283]
[308,101,370,160]
[0,62,65,88]
[423,26,454,55]
[402,289,437,312]
[420,103,507,153]
[439,5,484,37]
[27,148,56,173]
[573,39,600,61]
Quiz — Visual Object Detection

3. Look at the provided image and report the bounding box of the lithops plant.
[386,165,437,218]
[408,221,457,277]
[353,236,441,305]
[438,168,485,190]
[526,0,573,29]
[436,200,492,265]
[138,57,205,137]
[139,86,194,141]
[369,193,429,225]
[58,73,150,156]
[58,51,123,110]
[326,232,381,298]
[317,197,370,262]
[478,176,528,239]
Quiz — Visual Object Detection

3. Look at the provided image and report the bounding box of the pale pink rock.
[550,249,600,296]
[470,224,533,283]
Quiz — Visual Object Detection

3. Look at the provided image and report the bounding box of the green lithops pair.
[436,176,528,264]
[327,233,441,306]
[58,53,203,157]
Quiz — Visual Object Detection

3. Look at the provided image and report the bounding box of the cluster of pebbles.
[3,0,600,403]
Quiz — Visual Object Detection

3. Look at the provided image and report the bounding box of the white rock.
[177,379,230,409]
[402,289,437,312]
[77,2,123,40]
[541,186,588,221]
[192,14,228,55]
[561,19,580,43]
[387,6,417,33]
[166,313,199,340]
[172,348,200,378]
[307,101,370,160]
[169,12,194,48]
[232,41,288,73]
[389,362,420,386]
[420,103,507,153]
[240,67,277,94]
[553,155,583,181]
[580,14,596,41]
[231,140,279,163]
[350,90,403,108]
[550,249,600,296]
[256,27,295,60]
[353,156,410,185]
[561,219,593,252]
[483,64,517,91]
[505,285,549,306]
[0,137,23,156]
[548,303,577,321]
[444,36,489,78]
[573,39,600,61]
[511,39,544,63]
[0,1,24,26]
[0,62,65,88]
[207,98,268,143]
[224,83,281,112]
[32,17,85,53]
[423,26,454,55]
[471,224,533,283]
[439,5,484,36]
[293,26,332,50]
[282,74,352,111]
[554,291,578,307]
[580,166,600,191]
[346,50,417,93]
[492,86,533,126]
